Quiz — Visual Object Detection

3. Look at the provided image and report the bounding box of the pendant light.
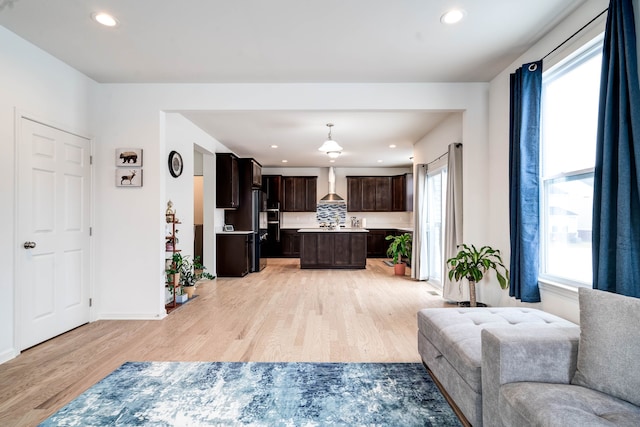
[318,123,343,158]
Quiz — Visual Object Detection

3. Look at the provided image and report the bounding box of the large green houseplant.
[446,244,509,307]
[386,233,412,276]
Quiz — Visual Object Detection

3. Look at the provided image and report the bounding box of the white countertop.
[216,230,253,235]
[297,228,369,233]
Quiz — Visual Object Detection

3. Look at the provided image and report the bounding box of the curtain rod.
[542,8,608,61]
[419,143,462,168]
[420,151,448,169]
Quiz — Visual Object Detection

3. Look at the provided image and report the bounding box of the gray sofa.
[482,288,640,426]
[417,306,578,426]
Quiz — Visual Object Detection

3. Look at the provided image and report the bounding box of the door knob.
[23,241,36,249]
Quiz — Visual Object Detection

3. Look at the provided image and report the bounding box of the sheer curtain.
[442,143,464,302]
[412,164,429,280]
[593,0,640,297]
[509,60,542,303]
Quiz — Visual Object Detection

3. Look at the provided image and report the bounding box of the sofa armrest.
[481,326,580,427]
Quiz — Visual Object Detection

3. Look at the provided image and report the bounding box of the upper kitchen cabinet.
[216,153,239,209]
[347,177,363,212]
[282,176,317,212]
[250,159,262,189]
[262,175,282,208]
[347,176,392,212]
[392,173,413,212]
[225,158,262,230]
[348,175,411,212]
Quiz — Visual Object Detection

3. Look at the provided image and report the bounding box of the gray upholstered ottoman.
[417,307,578,426]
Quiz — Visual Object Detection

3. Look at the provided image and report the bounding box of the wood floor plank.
[0,258,453,426]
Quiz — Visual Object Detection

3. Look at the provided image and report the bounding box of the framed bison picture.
[116,148,143,166]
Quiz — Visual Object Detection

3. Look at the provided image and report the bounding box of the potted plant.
[446,244,509,307]
[179,255,214,299]
[166,252,184,288]
[175,287,188,304]
[386,233,412,276]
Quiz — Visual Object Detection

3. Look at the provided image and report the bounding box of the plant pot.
[394,262,406,276]
[184,285,195,298]
[173,272,180,288]
[176,293,188,304]
[457,301,488,307]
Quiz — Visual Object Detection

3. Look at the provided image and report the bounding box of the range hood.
[320,167,344,202]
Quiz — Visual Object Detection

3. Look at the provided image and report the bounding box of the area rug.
[40,362,461,426]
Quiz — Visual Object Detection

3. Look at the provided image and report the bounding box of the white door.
[17,118,91,350]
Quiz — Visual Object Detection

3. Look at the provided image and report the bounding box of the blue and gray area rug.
[40,362,461,426]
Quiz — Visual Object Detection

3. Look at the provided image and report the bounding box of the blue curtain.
[509,60,542,303]
[593,0,640,297]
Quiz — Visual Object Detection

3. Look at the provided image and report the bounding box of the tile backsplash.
[280,209,412,229]
[316,202,347,225]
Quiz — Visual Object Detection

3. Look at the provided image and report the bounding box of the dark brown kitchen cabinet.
[392,173,413,212]
[367,229,397,257]
[224,158,262,231]
[216,233,250,277]
[280,229,301,257]
[262,175,282,208]
[251,159,262,189]
[216,153,240,209]
[300,232,367,269]
[374,177,392,211]
[361,177,377,212]
[347,177,363,212]
[282,176,317,212]
[348,175,411,212]
[347,176,392,212]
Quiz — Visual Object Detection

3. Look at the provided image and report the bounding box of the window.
[540,36,603,286]
[426,165,447,286]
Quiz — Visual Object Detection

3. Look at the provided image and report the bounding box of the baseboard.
[0,347,19,365]
[421,360,472,427]
[98,311,167,320]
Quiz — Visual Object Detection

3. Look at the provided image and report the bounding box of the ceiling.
[0,0,587,167]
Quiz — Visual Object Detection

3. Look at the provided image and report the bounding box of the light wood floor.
[0,258,453,426]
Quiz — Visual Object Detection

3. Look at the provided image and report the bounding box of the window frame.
[538,35,603,288]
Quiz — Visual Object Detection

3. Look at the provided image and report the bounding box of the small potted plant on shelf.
[446,244,510,307]
[175,287,188,304]
[166,252,184,288]
[386,233,412,276]
[179,255,214,299]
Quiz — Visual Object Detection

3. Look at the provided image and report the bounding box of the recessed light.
[389,144,397,148]
[329,159,336,163]
[441,9,465,25]
[270,145,278,148]
[92,12,118,27]
[281,160,288,163]
[377,160,383,163]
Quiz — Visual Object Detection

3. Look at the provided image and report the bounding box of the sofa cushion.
[571,288,640,407]
[500,382,640,427]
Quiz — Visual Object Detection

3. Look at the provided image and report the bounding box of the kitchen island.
[298,228,368,269]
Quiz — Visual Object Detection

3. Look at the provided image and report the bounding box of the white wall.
[413,113,462,166]
[0,26,97,363]
[165,113,220,274]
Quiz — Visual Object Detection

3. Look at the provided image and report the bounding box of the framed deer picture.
[116,169,143,187]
